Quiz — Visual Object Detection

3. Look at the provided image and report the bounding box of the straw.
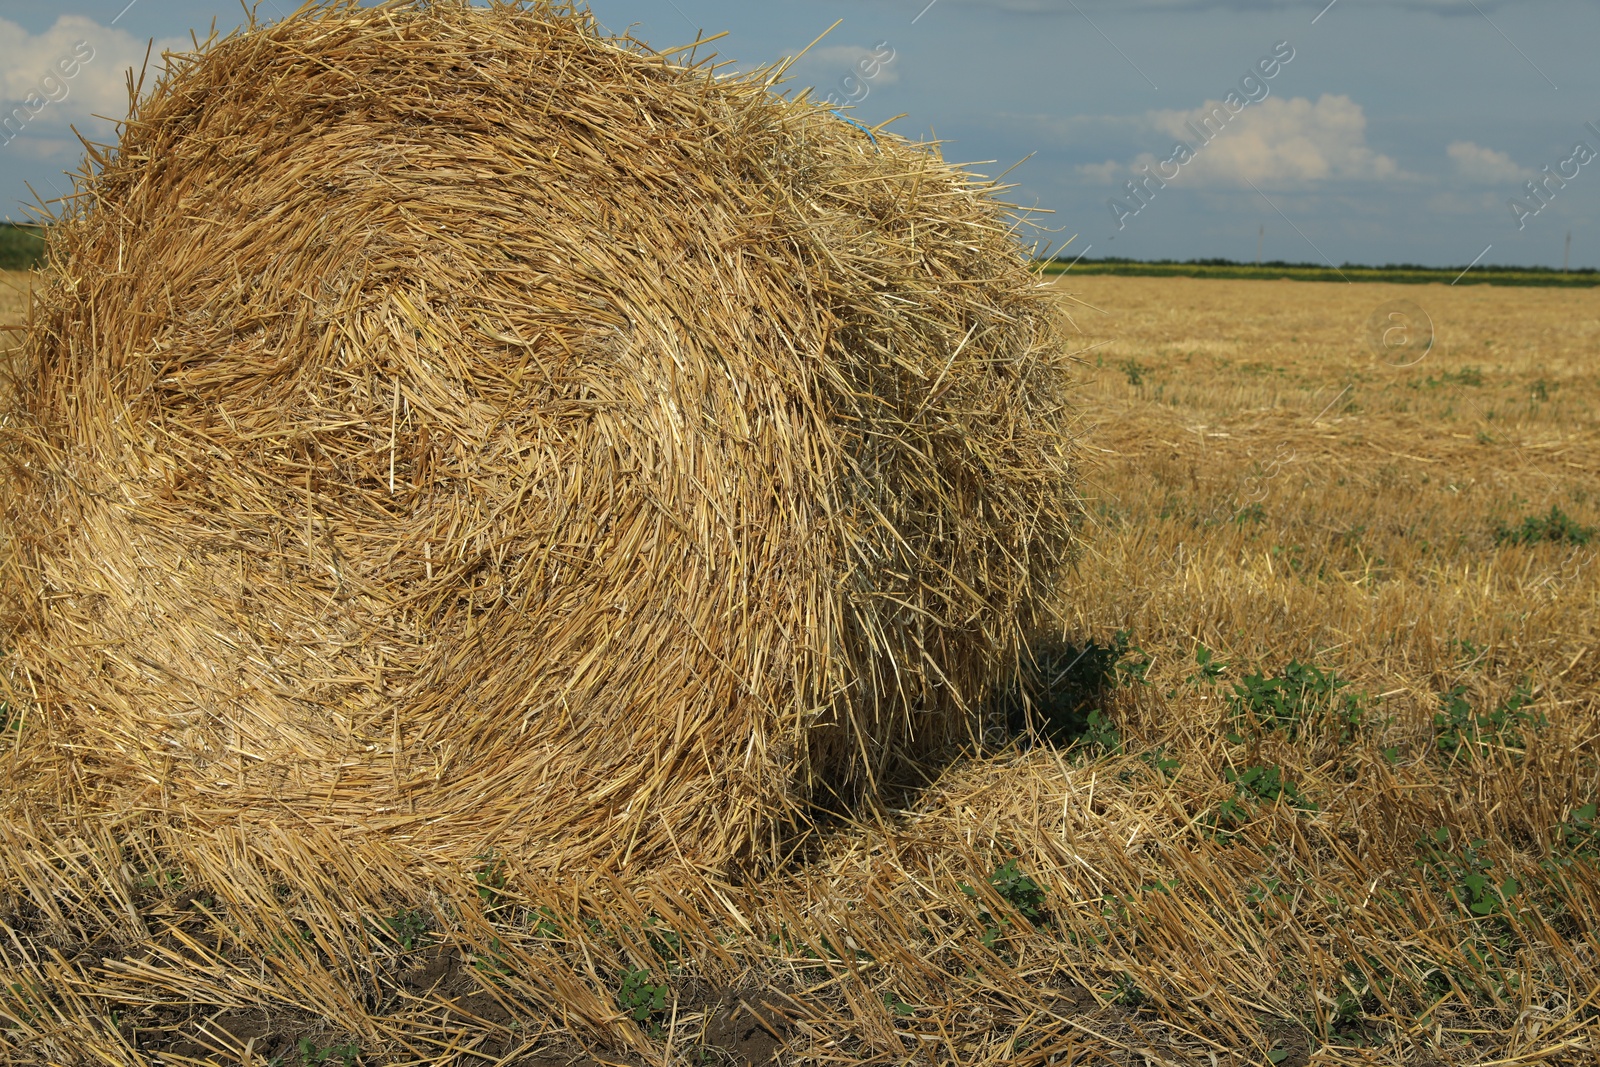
[0,0,1080,874]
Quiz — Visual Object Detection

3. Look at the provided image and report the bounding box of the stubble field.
[1,269,1597,1065]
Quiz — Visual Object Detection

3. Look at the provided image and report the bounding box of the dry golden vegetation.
[0,273,28,320]
[4,2,1076,881]
[1,271,1595,1066]
[0,271,29,360]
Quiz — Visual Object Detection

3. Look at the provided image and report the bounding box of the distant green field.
[0,223,46,271]
[1039,256,1600,288]
[7,228,1594,288]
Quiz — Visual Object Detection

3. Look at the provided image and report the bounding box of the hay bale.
[2,1,1078,871]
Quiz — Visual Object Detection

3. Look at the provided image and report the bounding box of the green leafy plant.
[960,858,1048,949]
[1205,765,1316,838]
[1412,366,1485,389]
[1561,802,1599,856]
[1002,631,1145,750]
[1140,746,1181,779]
[1188,644,1227,685]
[1549,802,1599,866]
[1120,358,1145,387]
[1416,828,1520,919]
[1204,795,1253,837]
[1493,505,1594,547]
[1270,543,1308,574]
[1315,960,1385,1045]
[5,979,44,1025]
[1433,682,1544,760]
[640,916,683,966]
[1226,765,1317,810]
[133,869,184,894]
[297,1038,360,1066]
[617,967,670,1028]
[265,922,318,962]
[883,990,917,1017]
[370,909,429,952]
[1245,876,1295,918]
[1111,972,1146,1008]
[1226,660,1365,743]
[530,906,564,940]
[985,858,1047,921]
[472,852,509,908]
[1079,708,1121,753]
[472,936,512,978]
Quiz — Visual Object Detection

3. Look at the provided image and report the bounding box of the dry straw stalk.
[0,0,1080,873]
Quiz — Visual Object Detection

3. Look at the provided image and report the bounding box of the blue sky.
[2,0,1596,267]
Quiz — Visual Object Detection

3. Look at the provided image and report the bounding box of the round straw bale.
[2,1,1079,871]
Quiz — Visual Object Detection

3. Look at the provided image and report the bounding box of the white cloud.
[1447,140,1533,184]
[1076,160,1124,183]
[0,16,187,136]
[1078,95,1406,188]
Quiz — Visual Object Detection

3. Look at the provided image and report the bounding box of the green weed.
[1448,637,1487,668]
[639,916,683,965]
[1548,802,1599,867]
[133,869,184,894]
[1120,359,1146,387]
[883,990,917,1017]
[1411,367,1485,389]
[1233,502,1266,525]
[1270,543,1308,574]
[960,858,1047,950]
[617,967,670,1029]
[296,1037,360,1066]
[1111,972,1146,1008]
[1493,505,1595,547]
[1078,708,1121,753]
[1226,660,1365,742]
[1560,802,1599,857]
[472,852,509,908]
[1416,829,1520,919]
[1205,765,1316,837]
[472,936,512,979]
[1002,631,1146,751]
[370,909,429,952]
[1139,746,1181,780]
[1188,644,1227,686]
[1433,682,1544,760]
[1244,876,1296,918]
[530,906,565,940]
[1227,765,1316,810]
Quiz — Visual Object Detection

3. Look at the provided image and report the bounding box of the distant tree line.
[0,223,46,271]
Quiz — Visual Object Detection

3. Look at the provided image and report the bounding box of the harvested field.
[2,270,1595,1064]
[0,272,27,353]
[0,272,27,320]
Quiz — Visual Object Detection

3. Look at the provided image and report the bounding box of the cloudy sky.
[1,0,1596,268]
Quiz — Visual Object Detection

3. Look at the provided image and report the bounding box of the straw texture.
[2,1,1079,871]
